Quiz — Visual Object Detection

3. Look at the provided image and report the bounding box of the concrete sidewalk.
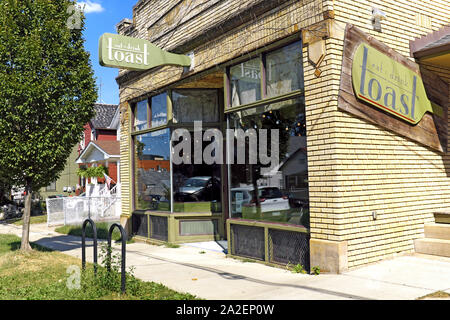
[1,222,450,300]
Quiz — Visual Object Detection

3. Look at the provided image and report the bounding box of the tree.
[0,0,97,251]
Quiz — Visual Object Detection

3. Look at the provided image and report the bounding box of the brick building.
[113,0,450,272]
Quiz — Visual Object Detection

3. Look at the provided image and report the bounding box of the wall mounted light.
[372,7,386,32]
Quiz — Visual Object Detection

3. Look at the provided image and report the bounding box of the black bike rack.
[107,223,127,294]
[81,218,98,275]
[81,219,128,294]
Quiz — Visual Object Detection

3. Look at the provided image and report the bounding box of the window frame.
[131,89,223,214]
[132,92,170,134]
[225,37,308,227]
[224,36,303,113]
[46,181,57,192]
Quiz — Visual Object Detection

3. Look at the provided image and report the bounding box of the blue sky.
[79,0,137,105]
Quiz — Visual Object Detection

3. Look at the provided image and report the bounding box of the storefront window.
[266,41,303,97]
[151,93,168,127]
[228,97,309,227]
[134,99,148,131]
[172,89,219,123]
[134,129,171,211]
[229,58,262,107]
[172,134,222,213]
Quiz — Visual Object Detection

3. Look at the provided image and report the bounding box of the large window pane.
[151,93,168,127]
[172,132,222,213]
[266,41,303,98]
[228,97,309,227]
[134,100,148,131]
[135,129,171,211]
[229,58,262,107]
[172,89,219,123]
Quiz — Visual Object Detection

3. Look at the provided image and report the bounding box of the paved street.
[1,222,449,300]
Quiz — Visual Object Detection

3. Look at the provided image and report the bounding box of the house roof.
[90,104,119,129]
[76,140,120,164]
[94,140,120,156]
[410,24,450,58]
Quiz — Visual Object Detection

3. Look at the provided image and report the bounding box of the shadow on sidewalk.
[34,235,99,252]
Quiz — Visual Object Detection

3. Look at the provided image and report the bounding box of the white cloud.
[77,1,105,14]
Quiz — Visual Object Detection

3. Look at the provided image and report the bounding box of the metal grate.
[268,229,310,271]
[149,215,168,242]
[230,224,265,261]
[132,213,148,238]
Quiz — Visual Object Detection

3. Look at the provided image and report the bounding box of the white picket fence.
[46,196,121,226]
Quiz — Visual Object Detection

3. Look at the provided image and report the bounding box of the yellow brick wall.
[118,0,450,270]
[310,0,450,268]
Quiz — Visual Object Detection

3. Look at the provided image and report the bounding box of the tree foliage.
[76,165,109,179]
[0,0,97,192]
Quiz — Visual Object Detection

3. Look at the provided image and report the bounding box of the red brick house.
[76,104,121,194]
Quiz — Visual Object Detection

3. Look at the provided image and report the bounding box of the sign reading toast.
[352,43,441,125]
[99,33,191,71]
[338,25,448,153]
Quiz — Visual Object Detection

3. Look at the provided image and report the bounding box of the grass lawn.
[7,214,48,226]
[55,222,123,241]
[0,234,198,300]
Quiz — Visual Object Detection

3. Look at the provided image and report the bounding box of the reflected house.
[114,0,450,274]
[136,154,171,206]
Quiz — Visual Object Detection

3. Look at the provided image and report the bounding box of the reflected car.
[231,186,290,217]
[174,176,221,202]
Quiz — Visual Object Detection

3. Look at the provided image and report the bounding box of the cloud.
[77,1,105,14]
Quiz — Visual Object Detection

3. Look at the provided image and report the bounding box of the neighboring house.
[76,103,121,195]
[40,103,120,200]
[38,144,80,199]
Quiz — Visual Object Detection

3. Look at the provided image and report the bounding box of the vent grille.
[180,220,218,236]
[268,229,310,271]
[230,224,265,261]
[132,213,148,238]
[149,215,168,242]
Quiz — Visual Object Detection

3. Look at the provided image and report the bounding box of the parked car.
[174,176,221,202]
[230,186,290,218]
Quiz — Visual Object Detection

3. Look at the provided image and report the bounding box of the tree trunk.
[20,182,33,251]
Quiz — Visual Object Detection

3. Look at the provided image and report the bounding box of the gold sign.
[352,43,442,124]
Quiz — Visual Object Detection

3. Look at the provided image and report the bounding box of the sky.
[78,0,138,105]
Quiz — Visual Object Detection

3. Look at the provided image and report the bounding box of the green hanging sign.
[352,43,442,125]
[99,33,191,71]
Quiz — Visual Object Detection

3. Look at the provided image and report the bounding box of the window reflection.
[266,41,303,97]
[228,98,309,227]
[151,93,168,127]
[172,132,222,213]
[229,58,262,107]
[135,129,171,211]
[172,89,219,123]
[134,100,148,131]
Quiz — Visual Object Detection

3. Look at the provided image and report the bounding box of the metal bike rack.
[107,223,127,294]
[81,218,98,275]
